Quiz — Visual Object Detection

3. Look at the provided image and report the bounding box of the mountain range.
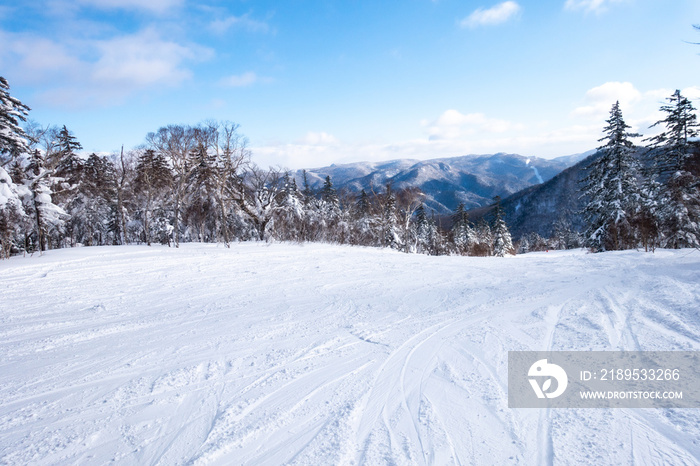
[463,151,601,240]
[295,151,593,214]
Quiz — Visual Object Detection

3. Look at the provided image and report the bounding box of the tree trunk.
[144,190,152,246]
[32,189,45,252]
[218,195,229,247]
[117,146,128,245]
[173,191,180,248]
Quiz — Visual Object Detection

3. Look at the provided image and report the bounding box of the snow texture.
[1,243,699,464]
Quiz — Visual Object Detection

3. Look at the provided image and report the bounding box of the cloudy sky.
[2,0,700,168]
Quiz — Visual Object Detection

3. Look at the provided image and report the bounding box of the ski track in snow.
[0,243,699,465]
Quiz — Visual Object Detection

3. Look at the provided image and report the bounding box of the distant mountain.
[463,151,601,240]
[295,151,593,214]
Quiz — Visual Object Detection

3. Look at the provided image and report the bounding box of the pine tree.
[492,196,513,256]
[24,150,66,251]
[0,165,27,257]
[381,183,401,249]
[52,126,85,246]
[135,149,172,245]
[451,203,474,255]
[55,126,83,171]
[301,169,314,206]
[415,203,439,255]
[645,90,700,248]
[82,153,117,245]
[186,142,218,242]
[646,90,699,176]
[0,77,31,166]
[319,175,340,220]
[275,171,304,241]
[356,189,370,217]
[581,101,641,251]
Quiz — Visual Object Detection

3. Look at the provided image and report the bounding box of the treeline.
[1,75,698,258]
[0,75,517,258]
[579,92,700,252]
[0,119,516,258]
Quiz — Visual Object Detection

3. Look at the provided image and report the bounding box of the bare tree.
[110,146,135,245]
[146,125,196,247]
[227,165,284,241]
[212,121,250,246]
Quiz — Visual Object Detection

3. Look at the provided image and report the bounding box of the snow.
[525,158,544,184]
[1,243,699,464]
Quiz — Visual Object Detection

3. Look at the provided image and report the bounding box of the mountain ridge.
[295,151,593,214]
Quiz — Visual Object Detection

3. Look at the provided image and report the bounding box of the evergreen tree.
[186,142,218,242]
[0,165,27,257]
[55,126,83,172]
[52,126,85,246]
[415,203,439,255]
[319,175,340,220]
[645,90,700,248]
[473,220,493,256]
[275,171,304,241]
[352,189,377,246]
[646,90,699,176]
[0,76,31,166]
[356,189,370,217]
[581,101,641,251]
[301,169,314,206]
[81,154,117,245]
[134,149,172,245]
[381,183,401,249]
[451,203,474,255]
[24,150,66,251]
[492,196,513,256]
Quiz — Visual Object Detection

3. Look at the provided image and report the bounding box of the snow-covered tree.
[146,125,196,247]
[0,165,27,257]
[134,149,172,245]
[492,196,514,256]
[0,77,31,167]
[452,203,475,255]
[211,121,249,245]
[414,203,440,255]
[318,175,341,239]
[24,150,67,252]
[472,220,493,256]
[581,101,641,251]
[230,165,284,241]
[273,171,305,241]
[381,183,402,250]
[350,189,379,246]
[645,90,700,248]
[81,153,118,245]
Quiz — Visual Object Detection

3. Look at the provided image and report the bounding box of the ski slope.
[1,243,699,465]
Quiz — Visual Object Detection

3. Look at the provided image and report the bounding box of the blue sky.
[2,0,700,168]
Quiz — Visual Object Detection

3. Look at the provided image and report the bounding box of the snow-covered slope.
[1,244,699,464]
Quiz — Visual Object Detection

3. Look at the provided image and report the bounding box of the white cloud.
[0,28,212,107]
[0,33,85,84]
[210,14,270,35]
[425,109,523,140]
[572,81,641,117]
[299,132,339,146]
[460,1,521,28]
[681,86,700,101]
[252,83,700,169]
[220,72,258,87]
[92,29,208,88]
[564,0,625,14]
[76,0,184,14]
